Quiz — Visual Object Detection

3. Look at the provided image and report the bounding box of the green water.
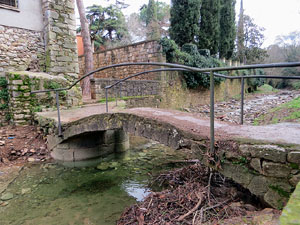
[0,137,189,225]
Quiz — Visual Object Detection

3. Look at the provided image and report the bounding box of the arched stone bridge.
[36,105,300,209]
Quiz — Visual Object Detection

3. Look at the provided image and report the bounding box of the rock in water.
[1,193,14,201]
[96,162,110,171]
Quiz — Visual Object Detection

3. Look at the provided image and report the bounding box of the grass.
[98,95,155,103]
[292,81,300,90]
[253,97,300,125]
[254,84,279,94]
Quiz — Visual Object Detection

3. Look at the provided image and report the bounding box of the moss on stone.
[280,182,300,224]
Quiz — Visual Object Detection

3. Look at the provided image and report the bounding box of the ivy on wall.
[0,77,9,110]
[159,37,225,88]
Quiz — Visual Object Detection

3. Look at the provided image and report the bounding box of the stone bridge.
[35,105,300,209]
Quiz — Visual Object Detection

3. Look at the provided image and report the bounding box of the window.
[0,0,17,8]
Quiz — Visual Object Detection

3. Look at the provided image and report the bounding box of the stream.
[0,136,190,225]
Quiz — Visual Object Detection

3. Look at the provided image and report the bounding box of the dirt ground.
[0,125,50,168]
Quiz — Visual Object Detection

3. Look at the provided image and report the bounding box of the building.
[0,0,79,81]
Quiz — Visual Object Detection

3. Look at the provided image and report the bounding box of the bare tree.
[76,0,94,100]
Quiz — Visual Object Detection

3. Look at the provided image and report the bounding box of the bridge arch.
[48,113,190,164]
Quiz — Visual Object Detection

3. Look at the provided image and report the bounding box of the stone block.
[264,189,287,209]
[287,151,300,164]
[12,80,23,85]
[250,158,262,173]
[241,145,286,163]
[220,161,254,187]
[289,174,300,187]
[247,176,269,197]
[262,161,291,178]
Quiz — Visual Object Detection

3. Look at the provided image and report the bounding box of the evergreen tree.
[146,0,160,39]
[219,0,236,59]
[198,0,221,55]
[169,0,201,47]
[236,0,245,62]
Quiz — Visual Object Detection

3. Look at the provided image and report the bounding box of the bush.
[160,38,224,88]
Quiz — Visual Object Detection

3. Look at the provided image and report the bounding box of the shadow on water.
[0,136,191,225]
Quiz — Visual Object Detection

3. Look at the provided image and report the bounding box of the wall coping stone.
[78,39,160,58]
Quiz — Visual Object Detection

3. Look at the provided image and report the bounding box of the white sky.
[76,0,300,47]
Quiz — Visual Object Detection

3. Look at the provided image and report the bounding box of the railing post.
[119,82,122,98]
[55,91,62,137]
[240,77,245,125]
[210,71,215,155]
[105,88,108,113]
[115,85,118,106]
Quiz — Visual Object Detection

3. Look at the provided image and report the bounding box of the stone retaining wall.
[6,71,81,125]
[0,25,44,76]
[93,78,161,99]
[215,143,300,209]
[78,40,165,81]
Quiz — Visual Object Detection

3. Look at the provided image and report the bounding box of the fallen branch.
[177,192,203,221]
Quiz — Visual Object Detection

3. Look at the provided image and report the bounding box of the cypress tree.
[219,0,236,59]
[169,0,201,47]
[237,0,245,62]
[198,0,221,55]
[146,0,160,39]
[146,0,157,26]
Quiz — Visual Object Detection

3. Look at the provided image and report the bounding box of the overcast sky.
[76,0,300,47]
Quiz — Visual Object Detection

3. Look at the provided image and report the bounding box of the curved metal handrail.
[30,61,300,94]
[29,61,300,153]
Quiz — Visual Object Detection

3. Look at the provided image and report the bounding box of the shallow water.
[0,136,189,225]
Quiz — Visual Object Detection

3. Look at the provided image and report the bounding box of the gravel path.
[188,90,300,125]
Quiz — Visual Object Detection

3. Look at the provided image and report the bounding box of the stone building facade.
[0,0,78,79]
[0,0,80,125]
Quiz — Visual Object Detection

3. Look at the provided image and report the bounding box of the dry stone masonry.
[0,25,44,76]
[93,78,161,99]
[6,71,81,125]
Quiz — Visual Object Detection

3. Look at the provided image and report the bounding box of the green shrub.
[160,38,225,88]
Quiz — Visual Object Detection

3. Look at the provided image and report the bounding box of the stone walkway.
[37,105,300,146]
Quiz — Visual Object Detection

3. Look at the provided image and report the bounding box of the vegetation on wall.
[160,38,225,88]
[0,77,9,110]
[0,77,11,124]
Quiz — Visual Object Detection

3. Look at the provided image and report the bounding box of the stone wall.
[216,143,300,209]
[42,0,79,81]
[159,72,246,109]
[0,25,45,76]
[78,40,165,81]
[93,78,161,99]
[6,71,81,125]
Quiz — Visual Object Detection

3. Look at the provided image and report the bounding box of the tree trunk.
[76,0,94,100]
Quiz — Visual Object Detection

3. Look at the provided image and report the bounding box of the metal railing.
[31,62,300,154]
